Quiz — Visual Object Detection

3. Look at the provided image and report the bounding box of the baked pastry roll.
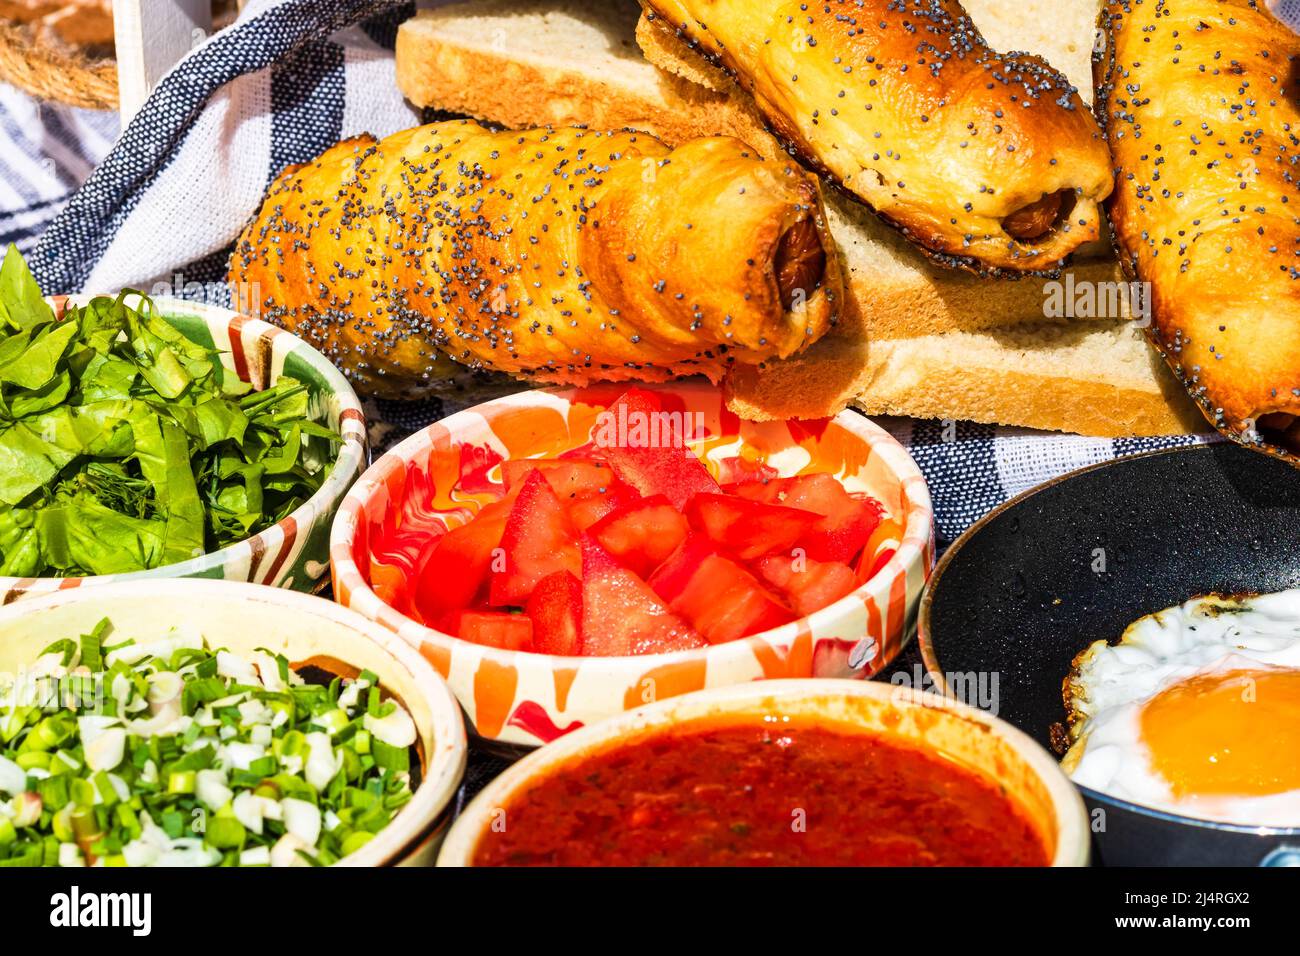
[638,0,1114,274]
[1098,0,1300,455]
[230,121,843,399]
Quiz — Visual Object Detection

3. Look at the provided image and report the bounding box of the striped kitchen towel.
[16,0,1220,555]
[27,0,421,300]
[0,84,117,254]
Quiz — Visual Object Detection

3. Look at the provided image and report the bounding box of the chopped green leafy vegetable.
[0,246,340,576]
[0,619,417,867]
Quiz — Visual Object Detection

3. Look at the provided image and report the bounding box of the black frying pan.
[919,443,1300,866]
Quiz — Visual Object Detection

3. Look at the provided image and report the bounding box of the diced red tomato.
[414,498,511,624]
[645,534,713,602]
[728,474,884,563]
[503,456,642,531]
[526,571,583,656]
[579,533,624,575]
[416,393,889,661]
[588,494,689,578]
[501,458,615,499]
[449,610,534,651]
[560,441,605,461]
[683,493,820,561]
[596,390,720,509]
[488,470,581,607]
[713,456,780,485]
[580,537,706,656]
[648,536,794,644]
[566,482,641,531]
[753,553,859,617]
[808,492,883,564]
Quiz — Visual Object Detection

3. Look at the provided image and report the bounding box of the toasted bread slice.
[726,321,1203,437]
[395,1,778,159]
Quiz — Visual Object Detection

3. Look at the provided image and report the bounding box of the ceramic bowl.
[331,380,934,749]
[437,678,1089,866]
[0,578,467,866]
[920,443,1300,865]
[0,296,367,604]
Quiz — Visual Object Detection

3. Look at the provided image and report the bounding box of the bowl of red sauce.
[437,679,1089,866]
[330,381,933,749]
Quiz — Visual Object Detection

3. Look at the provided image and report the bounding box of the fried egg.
[1061,588,1300,827]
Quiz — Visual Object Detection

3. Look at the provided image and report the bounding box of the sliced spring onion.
[0,617,416,867]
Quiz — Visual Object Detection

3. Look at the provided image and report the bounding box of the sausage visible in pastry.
[230,121,844,400]
[639,0,1115,274]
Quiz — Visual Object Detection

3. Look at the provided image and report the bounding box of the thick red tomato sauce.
[473,719,1050,866]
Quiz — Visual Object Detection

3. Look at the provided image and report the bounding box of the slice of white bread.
[725,320,1203,436]
[393,0,1202,436]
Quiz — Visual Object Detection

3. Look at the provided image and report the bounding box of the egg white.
[1062,588,1300,827]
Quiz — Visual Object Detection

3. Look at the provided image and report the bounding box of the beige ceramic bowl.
[438,679,1090,867]
[0,579,467,866]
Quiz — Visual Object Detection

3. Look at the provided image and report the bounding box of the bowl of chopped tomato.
[330,382,933,748]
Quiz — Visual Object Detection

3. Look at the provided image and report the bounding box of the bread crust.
[724,315,1204,435]
[638,0,1115,274]
[229,122,842,399]
[1098,0,1300,456]
[392,10,774,148]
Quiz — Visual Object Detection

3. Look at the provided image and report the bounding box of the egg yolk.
[1140,668,1300,797]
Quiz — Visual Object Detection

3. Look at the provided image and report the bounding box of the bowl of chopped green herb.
[0,578,467,866]
[0,246,367,601]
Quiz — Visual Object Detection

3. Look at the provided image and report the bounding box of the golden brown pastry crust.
[1098,0,1300,456]
[639,0,1114,275]
[229,121,842,400]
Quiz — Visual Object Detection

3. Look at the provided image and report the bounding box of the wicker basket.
[0,1,239,111]
[0,19,117,109]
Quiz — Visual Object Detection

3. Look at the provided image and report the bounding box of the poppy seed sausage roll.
[230,121,843,400]
[640,0,1115,274]
[1098,0,1300,456]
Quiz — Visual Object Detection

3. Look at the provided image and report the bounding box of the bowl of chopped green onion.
[0,578,467,866]
[0,245,367,602]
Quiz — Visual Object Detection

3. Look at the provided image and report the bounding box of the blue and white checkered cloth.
[2,0,1247,554]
